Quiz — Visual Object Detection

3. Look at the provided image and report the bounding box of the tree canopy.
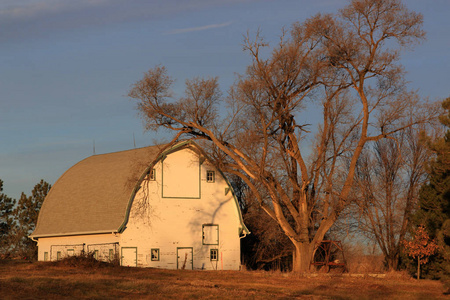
[129,0,438,272]
[353,127,431,270]
[412,97,450,278]
[0,179,51,259]
[0,180,16,255]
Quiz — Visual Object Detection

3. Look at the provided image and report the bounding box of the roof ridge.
[90,144,166,157]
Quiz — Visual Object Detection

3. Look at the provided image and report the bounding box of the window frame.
[210,249,219,261]
[93,250,99,260]
[151,248,160,261]
[147,168,156,181]
[206,170,215,183]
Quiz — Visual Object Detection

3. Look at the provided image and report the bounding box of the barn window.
[147,168,156,181]
[67,249,74,257]
[206,171,215,183]
[56,251,61,260]
[210,249,218,261]
[44,252,48,261]
[109,249,114,261]
[151,249,160,261]
[202,224,219,245]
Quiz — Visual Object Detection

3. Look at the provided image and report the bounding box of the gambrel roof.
[31,141,248,238]
[31,145,164,238]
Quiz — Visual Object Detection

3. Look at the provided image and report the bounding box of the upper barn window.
[206,171,215,183]
[146,168,155,181]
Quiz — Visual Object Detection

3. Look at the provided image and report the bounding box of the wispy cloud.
[0,0,107,20]
[0,0,243,42]
[166,21,234,35]
[0,0,123,42]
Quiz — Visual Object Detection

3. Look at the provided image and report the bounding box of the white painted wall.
[36,233,120,262]
[121,147,243,270]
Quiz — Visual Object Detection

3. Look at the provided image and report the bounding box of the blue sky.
[0,0,449,200]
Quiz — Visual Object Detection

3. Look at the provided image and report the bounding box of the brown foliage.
[403,225,441,279]
[50,252,120,269]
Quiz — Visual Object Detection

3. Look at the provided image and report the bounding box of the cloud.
[0,0,251,42]
[166,21,233,35]
[0,0,124,41]
[0,0,106,20]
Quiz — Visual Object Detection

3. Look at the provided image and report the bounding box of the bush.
[51,252,119,269]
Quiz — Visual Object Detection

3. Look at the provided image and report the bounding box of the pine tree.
[14,179,51,259]
[0,180,16,256]
[412,98,450,279]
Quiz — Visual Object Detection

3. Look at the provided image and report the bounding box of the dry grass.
[0,259,447,299]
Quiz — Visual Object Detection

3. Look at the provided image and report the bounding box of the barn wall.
[121,148,242,270]
[36,233,120,262]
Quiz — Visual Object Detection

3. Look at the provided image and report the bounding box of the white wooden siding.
[121,148,242,270]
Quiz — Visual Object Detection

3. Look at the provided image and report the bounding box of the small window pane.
[93,250,99,260]
[148,168,156,181]
[109,249,114,261]
[210,249,218,261]
[44,252,48,261]
[57,251,61,260]
[151,249,160,261]
[206,171,215,183]
[67,249,74,257]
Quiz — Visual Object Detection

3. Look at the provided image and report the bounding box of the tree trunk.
[417,257,421,280]
[386,253,399,271]
[292,241,313,273]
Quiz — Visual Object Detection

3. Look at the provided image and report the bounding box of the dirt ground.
[0,259,447,299]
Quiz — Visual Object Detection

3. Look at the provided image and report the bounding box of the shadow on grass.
[0,260,446,299]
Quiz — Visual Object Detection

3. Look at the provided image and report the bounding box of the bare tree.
[129,0,437,272]
[352,127,431,270]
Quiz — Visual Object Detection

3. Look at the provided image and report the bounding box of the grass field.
[0,259,447,299]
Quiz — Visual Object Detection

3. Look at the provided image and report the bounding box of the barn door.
[177,248,193,270]
[121,247,137,267]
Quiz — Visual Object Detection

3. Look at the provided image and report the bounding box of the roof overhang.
[30,230,119,239]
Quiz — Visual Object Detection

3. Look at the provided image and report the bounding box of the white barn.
[30,141,249,270]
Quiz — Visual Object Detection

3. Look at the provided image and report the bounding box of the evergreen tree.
[0,180,16,256]
[14,179,51,259]
[412,98,450,279]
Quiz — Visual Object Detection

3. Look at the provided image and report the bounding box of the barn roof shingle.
[31,145,164,238]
